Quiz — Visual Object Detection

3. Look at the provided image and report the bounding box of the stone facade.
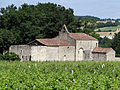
[9,45,75,61]
[9,25,116,61]
[92,47,115,61]
[58,46,75,61]
[76,40,98,61]
[92,53,107,61]
[106,49,115,61]
[9,45,31,61]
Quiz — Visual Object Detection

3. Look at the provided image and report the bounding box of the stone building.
[92,47,115,61]
[9,25,115,61]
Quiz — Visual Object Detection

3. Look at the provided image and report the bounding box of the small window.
[64,55,66,61]
[20,50,23,54]
[67,47,69,49]
[29,56,31,61]
[96,43,98,47]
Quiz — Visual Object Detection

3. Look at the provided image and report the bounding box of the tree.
[98,37,112,48]
[74,17,99,38]
[111,33,120,54]
[0,3,76,44]
[0,29,15,54]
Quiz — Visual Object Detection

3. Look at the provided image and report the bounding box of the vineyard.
[0,61,120,89]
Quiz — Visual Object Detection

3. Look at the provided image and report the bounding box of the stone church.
[9,25,115,61]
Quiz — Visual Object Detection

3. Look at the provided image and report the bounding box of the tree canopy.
[111,33,120,55]
[98,37,112,48]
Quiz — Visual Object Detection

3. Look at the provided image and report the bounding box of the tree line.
[98,34,120,57]
[97,21,120,28]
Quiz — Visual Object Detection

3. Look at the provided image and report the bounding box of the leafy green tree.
[0,3,76,44]
[74,17,98,38]
[0,29,15,54]
[98,37,112,48]
[111,33,120,54]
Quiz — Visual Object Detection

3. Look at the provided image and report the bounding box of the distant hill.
[75,15,119,21]
[75,16,101,21]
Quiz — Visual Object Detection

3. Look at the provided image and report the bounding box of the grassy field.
[95,26,120,32]
[96,32,115,35]
[0,61,120,89]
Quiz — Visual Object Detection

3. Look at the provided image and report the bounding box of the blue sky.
[0,0,120,19]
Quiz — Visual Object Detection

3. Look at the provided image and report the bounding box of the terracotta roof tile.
[36,39,74,46]
[92,47,112,53]
[69,33,97,40]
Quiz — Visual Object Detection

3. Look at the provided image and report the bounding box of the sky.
[0,0,120,19]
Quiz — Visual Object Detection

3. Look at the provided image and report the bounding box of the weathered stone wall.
[31,46,46,61]
[92,53,106,61]
[76,40,98,60]
[9,45,31,61]
[46,47,59,61]
[31,46,75,61]
[107,49,115,61]
[58,46,75,61]
[84,50,91,60]
[55,32,76,45]
[9,45,75,61]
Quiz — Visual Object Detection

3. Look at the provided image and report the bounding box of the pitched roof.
[36,39,74,46]
[69,33,97,41]
[92,47,112,53]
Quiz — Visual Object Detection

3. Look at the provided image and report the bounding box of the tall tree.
[98,37,112,48]
[0,3,76,44]
[111,33,120,54]
[0,29,14,54]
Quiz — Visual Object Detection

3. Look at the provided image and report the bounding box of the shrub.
[0,54,4,60]
[3,52,21,61]
[115,54,120,57]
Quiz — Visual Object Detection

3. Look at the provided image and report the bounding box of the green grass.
[0,61,120,89]
[95,26,120,32]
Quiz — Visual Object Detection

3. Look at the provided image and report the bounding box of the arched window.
[78,48,84,61]
[20,50,23,54]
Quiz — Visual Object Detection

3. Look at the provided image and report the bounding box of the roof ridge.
[69,33,97,40]
[36,38,74,46]
[93,47,112,53]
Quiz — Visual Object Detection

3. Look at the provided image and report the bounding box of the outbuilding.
[92,47,115,61]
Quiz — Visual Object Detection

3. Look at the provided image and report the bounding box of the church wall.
[9,45,31,61]
[31,46,46,61]
[84,50,91,60]
[55,32,76,45]
[107,49,115,61]
[46,47,59,61]
[58,46,75,61]
[9,45,75,61]
[76,40,98,60]
[92,53,106,61]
